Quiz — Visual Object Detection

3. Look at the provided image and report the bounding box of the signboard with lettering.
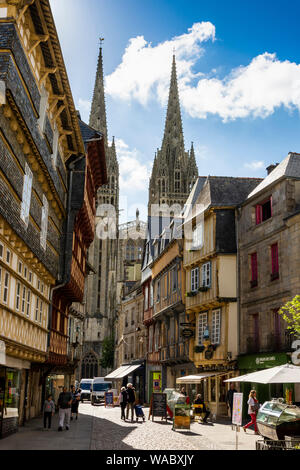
[232,393,243,426]
[104,391,114,408]
[173,404,191,431]
[149,393,167,421]
[181,329,194,339]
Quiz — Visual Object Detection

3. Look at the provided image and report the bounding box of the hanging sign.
[0,341,6,366]
[173,404,191,431]
[181,329,194,339]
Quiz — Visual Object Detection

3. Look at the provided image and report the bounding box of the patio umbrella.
[224,363,300,384]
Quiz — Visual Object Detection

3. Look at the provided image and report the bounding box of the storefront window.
[4,369,20,420]
[210,378,216,402]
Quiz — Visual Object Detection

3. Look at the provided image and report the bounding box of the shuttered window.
[201,262,211,288]
[191,268,199,292]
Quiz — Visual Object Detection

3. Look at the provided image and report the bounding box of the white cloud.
[106,23,300,121]
[106,22,215,106]
[78,98,91,122]
[244,160,265,171]
[112,138,152,193]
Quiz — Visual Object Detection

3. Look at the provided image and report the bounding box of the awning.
[224,364,300,384]
[104,364,141,381]
[176,372,230,384]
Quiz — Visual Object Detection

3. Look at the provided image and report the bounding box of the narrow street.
[0,403,259,451]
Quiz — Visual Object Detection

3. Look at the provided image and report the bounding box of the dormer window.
[256,196,272,225]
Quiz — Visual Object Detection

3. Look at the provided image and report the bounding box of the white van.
[79,378,93,402]
[91,378,112,405]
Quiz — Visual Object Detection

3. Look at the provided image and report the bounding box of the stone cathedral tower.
[148,55,198,214]
[82,44,119,379]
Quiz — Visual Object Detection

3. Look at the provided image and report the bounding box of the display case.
[257,399,300,441]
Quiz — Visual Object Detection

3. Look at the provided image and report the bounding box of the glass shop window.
[3,369,20,421]
[210,377,216,402]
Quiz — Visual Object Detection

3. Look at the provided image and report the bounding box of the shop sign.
[104,391,114,408]
[150,393,167,421]
[238,353,288,370]
[0,341,6,366]
[181,329,194,339]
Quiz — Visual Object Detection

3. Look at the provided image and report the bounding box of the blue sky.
[50,0,300,224]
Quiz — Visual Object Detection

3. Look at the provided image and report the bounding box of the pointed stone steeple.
[161,55,185,161]
[148,55,198,214]
[89,45,108,144]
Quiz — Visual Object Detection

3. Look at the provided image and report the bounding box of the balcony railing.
[154,289,182,316]
[160,342,189,362]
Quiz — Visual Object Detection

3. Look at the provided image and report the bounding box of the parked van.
[91,378,112,405]
[79,379,93,402]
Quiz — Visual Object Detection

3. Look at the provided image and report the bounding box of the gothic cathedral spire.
[148,55,198,214]
[89,45,108,145]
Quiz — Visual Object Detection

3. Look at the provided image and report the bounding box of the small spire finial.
[100,37,104,47]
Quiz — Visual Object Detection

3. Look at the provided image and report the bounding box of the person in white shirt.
[243,390,259,434]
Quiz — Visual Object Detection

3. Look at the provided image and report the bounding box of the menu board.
[173,404,191,430]
[104,391,114,408]
[232,393,243,426]
[151,393,167,421]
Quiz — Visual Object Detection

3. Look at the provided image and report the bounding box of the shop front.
[0,347,29,439]
[237,353,292,418]
[147,365,162,403]
[105,362,145,403]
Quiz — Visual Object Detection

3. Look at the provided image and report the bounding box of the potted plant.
[194,345,205,354]
[186,291,198,298]
[198,286,208,293]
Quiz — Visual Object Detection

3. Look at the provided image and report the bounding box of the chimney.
[266,163,279,175]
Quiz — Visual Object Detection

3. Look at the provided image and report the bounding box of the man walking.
[126,383,136,422]
[57,386,72,431]
[226,383,237,420]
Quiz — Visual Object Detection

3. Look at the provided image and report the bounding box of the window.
[198,312,208,345]
[191,268,199,292]
[0,243,3,259]
[26,290,31,317]
[126,240,135,261]
[52,124,59,167]
[6,249,11,264]
[149,325,153,353]
[29,271,33,284]
[40,195,49,250]
[18,261,23,275]
[40,300,43,323]
[24,266,28,279]
[21,163,33,227]
[150,284,154,307]
[211,309,221,345]
[172,267,178,292]
[201,262,211,288]
[251,253,258,288]
[3,272,9,304]
[175,171,181,193]
[156,280,160,302]
[16,282,21,311]
[154,324,160,351]
[271,243,279,280]
[35,298,39,322]
[256,197,272,225]
[192,224,203,250]
[253,314,260,350]
[0,267,2,297]
[21,286,26,313]
[144,286,149,310]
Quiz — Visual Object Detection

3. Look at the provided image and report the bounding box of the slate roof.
[78,118,103,149]
[247,152,300,200]
[206,176,263,206]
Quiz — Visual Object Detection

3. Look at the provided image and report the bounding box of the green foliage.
[279,296,300,337]
[101,337,115,369]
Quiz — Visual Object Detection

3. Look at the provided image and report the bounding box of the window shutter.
[271,243,279,274]
[251,253,258,281]
[256,205,262,225]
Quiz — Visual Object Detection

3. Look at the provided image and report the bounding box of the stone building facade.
[238,153,300,409]
[83,45,119,379]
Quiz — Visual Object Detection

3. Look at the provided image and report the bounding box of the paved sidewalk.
[0,403,259,450]
[0,407,94,450]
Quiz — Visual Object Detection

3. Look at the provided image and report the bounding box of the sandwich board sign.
[105,391,114,408]
[173,404,191,431]
[148,393,167,421]
[232,393,243,426]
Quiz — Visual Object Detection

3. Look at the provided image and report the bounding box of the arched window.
[81,352,98,379]
[175,171,181,193]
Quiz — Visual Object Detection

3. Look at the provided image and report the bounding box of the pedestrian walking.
[126,383,136,422]
[226,383,237,420]
[70,385,81,421]
[243,390,260,435]
[57,386,72,431]
[118,386,128,421]
[43,395,55,430]
[180,387,186,396]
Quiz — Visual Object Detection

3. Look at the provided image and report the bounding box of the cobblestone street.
[0,403,259,451]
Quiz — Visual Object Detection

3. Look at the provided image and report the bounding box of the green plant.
[101,336,115,369]
[279,296,300,337]
[198,286,208,293]
[186,291,198,298]
[194,345,205,353]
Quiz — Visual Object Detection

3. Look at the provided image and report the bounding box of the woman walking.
[70,385,81,421]
[243,390,259,435]
[119,387,128,421]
